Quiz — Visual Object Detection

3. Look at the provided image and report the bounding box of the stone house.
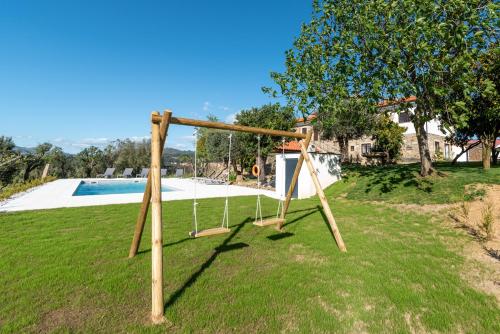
[290,96,459,163]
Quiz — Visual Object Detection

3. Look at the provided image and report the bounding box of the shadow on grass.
[164,217,251,310]
[316,205,344,250]
[163,207,325,310]
[137,237,192,255]
[267,232,294,241]
[343,163,434,195]
[137,207,319,256]
[281,207,321,228]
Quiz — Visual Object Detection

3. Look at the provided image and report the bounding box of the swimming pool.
[73,180,175,196]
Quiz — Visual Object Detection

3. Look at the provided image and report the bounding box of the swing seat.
[189,227,231,238]
[253,218,285,227]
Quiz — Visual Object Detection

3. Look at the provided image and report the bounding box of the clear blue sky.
[0,0,312,153]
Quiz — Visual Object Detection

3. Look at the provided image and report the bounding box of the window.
[435,141,441,153]
[350,146,355,152]
[301,127,307,134]
[361,143,372,154]
[398,112,411,123]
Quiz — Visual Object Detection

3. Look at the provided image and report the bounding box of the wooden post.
[150,112,165,323]
[299,140,347,252]
[278,130,313,229]
[129,111,172,258]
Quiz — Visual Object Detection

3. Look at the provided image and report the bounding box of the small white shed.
[275,152,342,199]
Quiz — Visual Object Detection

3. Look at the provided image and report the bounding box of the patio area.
[0,178,280,212]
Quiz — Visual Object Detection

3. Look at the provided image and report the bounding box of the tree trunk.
[480,135,493,170]
[23,167,32,181]
[257,154,266,181]
[337,136,349,162]
[451,141,480,165]
[232,159,243,183]
[414,121,434,176]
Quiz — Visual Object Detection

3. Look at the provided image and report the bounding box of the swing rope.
[192,127,199,234]
[221,133,232,229]
[254,135,263,224]
[276,137,286,218]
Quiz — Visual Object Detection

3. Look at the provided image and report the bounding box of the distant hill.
[13,146,35,154]
[13,145,193,157]
[164,147,194,157]
[163,148,194,164]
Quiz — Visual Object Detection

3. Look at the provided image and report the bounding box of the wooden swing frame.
[129,110,346,324]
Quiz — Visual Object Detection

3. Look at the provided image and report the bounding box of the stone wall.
[294,124,449,164]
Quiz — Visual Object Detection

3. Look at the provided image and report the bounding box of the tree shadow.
[281,207,321,228]
[316,205,344,250]
[344,164,433,195]
[164,217,251,310]
[137,237,192,255]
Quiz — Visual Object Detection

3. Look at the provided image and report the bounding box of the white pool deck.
[0,178,281,212]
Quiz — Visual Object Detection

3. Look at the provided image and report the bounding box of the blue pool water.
[73,180,174,196]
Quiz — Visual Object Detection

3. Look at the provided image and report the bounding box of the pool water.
[73,180,174,196]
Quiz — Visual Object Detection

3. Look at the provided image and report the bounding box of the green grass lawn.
[1,164,499,333]
[329,162,500,204]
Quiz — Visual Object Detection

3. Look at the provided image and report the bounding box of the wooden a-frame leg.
[278,130,313,230]
[150,112,165,323]
[128,110,172,258]
[299,140,347,252]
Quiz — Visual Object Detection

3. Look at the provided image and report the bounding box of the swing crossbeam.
[189,227,231,238]
[253,218,285,227]
[152,115,307,139]
[131,110,347,324]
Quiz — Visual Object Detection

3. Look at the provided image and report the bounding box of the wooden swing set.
[128,110,346,324]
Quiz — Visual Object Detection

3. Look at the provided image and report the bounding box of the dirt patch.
[449,184,500,255]
[390,202,455,214]
[459,241,500,305]
[444,184,500,304]
[404,312,427,334]
[37,306,97,333]
[289,244,327,266]
[315,296,342,317]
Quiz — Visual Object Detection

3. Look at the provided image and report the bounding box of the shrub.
[481,201,495,240]
[0,177,56,201]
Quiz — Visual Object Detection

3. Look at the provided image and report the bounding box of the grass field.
[0,163,499,333]
[330,162,500,204]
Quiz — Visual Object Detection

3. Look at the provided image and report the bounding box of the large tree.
[269,0,498,176]
[465,46,499,169]
[0,136,20,186]
[75,146,106,178]
[316,99,377,161]
[234,103,296,180]
[21,143,53,181]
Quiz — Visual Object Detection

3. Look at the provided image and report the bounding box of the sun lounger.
[119,168,133,178]
[194,177,226,185]
[97,167,115,178]
[135,168,149,178]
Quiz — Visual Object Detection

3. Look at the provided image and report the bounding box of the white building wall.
[276,152,342,199]
[389,107,448,136]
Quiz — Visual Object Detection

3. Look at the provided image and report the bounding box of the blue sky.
[0,1,312,153]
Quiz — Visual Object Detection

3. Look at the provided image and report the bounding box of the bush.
[372,114,405,162]
[0,177,56,201]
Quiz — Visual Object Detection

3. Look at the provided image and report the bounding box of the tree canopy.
[268,0,498,175]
